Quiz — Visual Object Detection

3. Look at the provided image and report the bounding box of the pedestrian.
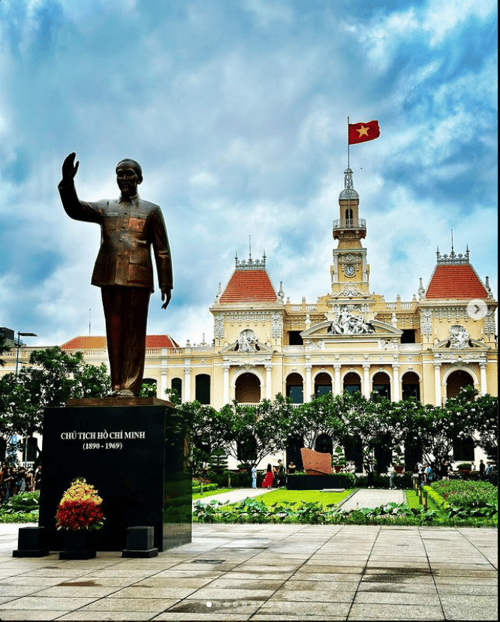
[425,462,434,485]
[479,459,486,479]
[261,464,274,489]
[276,460,285,488]
[365,459,374,488]
[388,463,396,489]
[251,465,257,489]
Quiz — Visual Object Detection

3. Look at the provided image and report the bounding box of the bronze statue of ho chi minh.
[58,153,173,397]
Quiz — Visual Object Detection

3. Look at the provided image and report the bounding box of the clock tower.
[330,168,370,298]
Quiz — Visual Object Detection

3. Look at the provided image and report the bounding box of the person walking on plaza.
[365,459,374,488]
[276,460,285,487]
[261,464,274,489]
[479,459,486,479]
[251,465,257,489]
[425,462,434,485]
[388,463,396,489]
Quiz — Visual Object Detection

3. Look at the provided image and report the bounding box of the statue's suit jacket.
[58,180,173,293]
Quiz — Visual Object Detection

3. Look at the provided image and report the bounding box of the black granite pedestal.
[38,398,191,552]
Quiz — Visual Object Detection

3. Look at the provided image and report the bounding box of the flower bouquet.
[56,478,105,532]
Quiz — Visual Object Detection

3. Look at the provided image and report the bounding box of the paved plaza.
[0,489,497,621]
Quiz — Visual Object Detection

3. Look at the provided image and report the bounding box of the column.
[223,361,230,405]
[363,363,370,399]
[392,364,400,402]
[304,364,312,402]
[160,367,168,399]
[479,361,487,395]
[265,362,273,400]
[334,364,341,396]
[434,362,442,406]
[183,360,191,404]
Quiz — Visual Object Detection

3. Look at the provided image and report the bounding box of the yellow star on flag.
[357,125,370,137]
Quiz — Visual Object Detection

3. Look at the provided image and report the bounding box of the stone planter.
[333,465,344,473]
[394,466,405,474]
[59,530,96,560]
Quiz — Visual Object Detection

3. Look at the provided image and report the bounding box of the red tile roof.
[426,264,488,299]
[61,335,180,350]
[219,269,278,303]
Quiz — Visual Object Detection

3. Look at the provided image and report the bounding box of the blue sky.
[0,0,497,347]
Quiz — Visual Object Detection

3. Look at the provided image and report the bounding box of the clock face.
[345,264,356,277]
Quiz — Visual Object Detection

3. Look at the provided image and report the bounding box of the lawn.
[239,488,355,508]
[192,487,232,500]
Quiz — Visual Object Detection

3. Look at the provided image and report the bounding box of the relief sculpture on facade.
[448,325,470,349]
[328,308,375,335]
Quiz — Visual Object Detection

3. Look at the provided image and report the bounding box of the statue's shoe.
[116,389,137,397]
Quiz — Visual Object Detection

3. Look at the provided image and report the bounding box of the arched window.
[171,377,182,401]
[195,374,211,405]
[315,433,333,454]
[235,373,261,403]
[345,208,353,224]
[446,370,474,399]
[315,372,332,397]
[343,372,361,395]
[286,373,303,404]
[141,377,157,397]
[344,434,363,472]
[402,371,420,401]
[372,371,391,400]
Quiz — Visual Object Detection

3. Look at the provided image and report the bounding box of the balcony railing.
[333,218,366,229]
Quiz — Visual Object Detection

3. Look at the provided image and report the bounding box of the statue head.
[116,159,143,196]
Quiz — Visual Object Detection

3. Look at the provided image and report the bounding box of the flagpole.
[347,116,350,169]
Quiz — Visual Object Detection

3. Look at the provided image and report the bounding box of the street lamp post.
[15,331,37,376]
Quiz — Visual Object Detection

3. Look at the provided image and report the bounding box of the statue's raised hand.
[62,152,79,181]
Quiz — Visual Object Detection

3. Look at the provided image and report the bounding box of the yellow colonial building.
[4,168,497,409]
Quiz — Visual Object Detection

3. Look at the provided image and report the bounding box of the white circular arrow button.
[466,299,487,320]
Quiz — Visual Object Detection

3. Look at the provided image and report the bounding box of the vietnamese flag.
[348,120,380,145]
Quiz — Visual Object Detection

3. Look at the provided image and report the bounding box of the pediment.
[432,338,490,352]
[220,329,274,354]
[301,318,402,340]
[432,324,490,352]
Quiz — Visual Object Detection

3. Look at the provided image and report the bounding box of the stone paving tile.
[436,584,498,595]
[0,584,49,597]
[0,611,71,621]
[256,600,351,618]
[361,573,435,584]
[0,596,99,611]
[134,577,216,589]
[153,614,252,621]
[269,588,356,602]
[58,611,156,621]
[34,585,123,598]
[185,587,276,600]
[107,586,198,599]
[299,564,366,574]
[348,603,445,620]
[0,576,65,587]
[358,581,438,593]
[77,597,179,612]
[291,572,362,582]
[204,577,285,590]
[162,598,264,616]
[440,604,498,621]
[354,591,441,605]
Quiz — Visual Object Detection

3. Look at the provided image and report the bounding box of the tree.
[0,332,11,367]
[215,398,288,469]
[0,347,111,461]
